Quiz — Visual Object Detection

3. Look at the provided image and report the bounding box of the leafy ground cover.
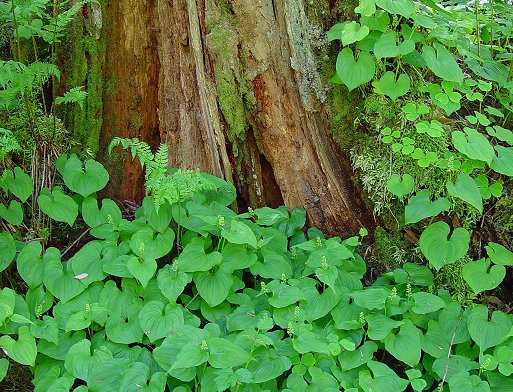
[0,144,512,391]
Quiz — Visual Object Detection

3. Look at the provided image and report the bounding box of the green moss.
[56,1,106,157]
[374,226,409,269]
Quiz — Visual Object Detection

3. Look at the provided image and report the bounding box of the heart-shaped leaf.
[383,320,422,366]
[43,248,87,303]
[422,43,464,84]
[177,237,222,272]
[37,187,78,226]
[127,257,157,288]
[404,190,450,224]
[419,221,470,270]
[194,268,234,307]
[386,173,414,198]
[221,220,258,248]
[1,167,33,202]
[452,128,495,164]
[130,226,174,260]
[375,0,415,17]
[486,242,513,266]
[355,0,376,16]
[64,339,112,382]
[138,300,184,342]
[61,155,109,197]
[468,305,512,352]
[374,32,415,59]
[0,200,23,225]
[0,326,37,366]
[462,258,506,294]
[0,231,16,272]
[157,264,192,303]
[336,48,375,91]
[81,196,122,228]
[17,241,45,287]
[490,146,513,176]
[376,72,410,101]
[340,21,370,46]
[447,173,483,213]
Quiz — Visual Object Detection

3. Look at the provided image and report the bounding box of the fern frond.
[108,138,154,169]
[0,128,21,160]
[55,86,88,110]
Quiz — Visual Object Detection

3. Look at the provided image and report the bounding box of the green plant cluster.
[1,147,513,391]
[329,0,513,296]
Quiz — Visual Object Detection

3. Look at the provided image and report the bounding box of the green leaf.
[130,227,174,260]
[365,313,402,340]
[293,331,330,354]
[468,305,512,352]
[221,220,258,248]
[447,173,483,213]
[157,264,191,303]
[336,48,375,91]
[17,241,45,287]
[355,0,376,16]
[339,341,377,370]
[171,343,209,371]
[64,339,112,382]
[0,231,16,272]
[194,268,233,307]
[139,300,184,342]
[386,173,414,198]
[268,284,307,308]
[462,258,506,294]
[2,167,33,202]
[422,43,464,84]
[208,337,250,368]
[142,196,172,232]
[375,0,415,17]
[374,32,415,59]
[127,257,157,289]
[37,187,78,226]
[411,292,445,314]
[419,221,470,270]
[0,200,23,225]
[376,72,410,101]
[119,362,167,392]
[486,242,513,266]
[177,238,222,273]
[340,21,370,46]
[0,288,15,327]
[383,320,421,367]
[105,304,144,345]
[490,146,513,176]
[0,326,37,366]
[81,197,122,228]
[69,242,108,286]
[43,249,87,303]
[62,155,109,197]
[0,358,8,382]
[452,128,495,164]
[496,347,513,376]
[404,190,450,224]
[350,288,389,310]
[448,371,490,392]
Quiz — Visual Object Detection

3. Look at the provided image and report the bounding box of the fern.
[55,86,88,110]
[109,138,214,210]
[0,128,21,160]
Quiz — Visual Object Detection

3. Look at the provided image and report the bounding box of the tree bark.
[64,0,375,237]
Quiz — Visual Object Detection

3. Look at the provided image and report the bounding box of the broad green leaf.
[486,242,513,266]
[70,242,108,286]
[2,167,33,202]
[62,155,109,197]
[339,341,377,370]
[221,243,257,270]
[268,284,307,308]
[139,300,184,342]
[221,220,258,248]
[490,146,513,176]
[384,320,421,366]
[119,362,167,392]
[0,231,16,272]
[194,268,233,307]
[350,288,389,310]
[0,358,8,382]
[0,200,23,225]
[29,316,58,344]
[386,173,414,198]
[468,305,512,352]
[421,320,451,359]
[448,371,490,392]
[452,128,495,164]
[64,339,112,382]
[355,0,376,16]
[0,288,15,327]
[292,331,330,354]
[43,249,87,303]
[157,264,191,303]
[127,257,157,289]
[336,48,375,91]
[422,43,463,84]
[447,173,483,213]
[0,326,37,366]
[365,313,402,340]
[411,292,445,314]
[82,197,122,228]
[177,237,222,272]
[130,227,174,260]
[207,337,250,368]
[105,304,144,345]
[142,196,172,232]
[462,258,506,294]
[496,347,513,376]
[248,351,292,383]
[17,241,45,287]
[37,187,78,226]
[374,32,415,59]
[419,221,470,270]
[375,0,415,17]
[376,72,410,101]
[404,190,450,224]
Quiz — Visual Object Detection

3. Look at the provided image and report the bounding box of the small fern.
[109,138,214,210]
[0,128,21,160]
[55,86,88,110]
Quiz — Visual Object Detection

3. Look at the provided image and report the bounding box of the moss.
[374,226,409,269]
[205,0,250,157]
[56,1,106,157]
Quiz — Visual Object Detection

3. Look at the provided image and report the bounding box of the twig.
[62,228,91,257]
